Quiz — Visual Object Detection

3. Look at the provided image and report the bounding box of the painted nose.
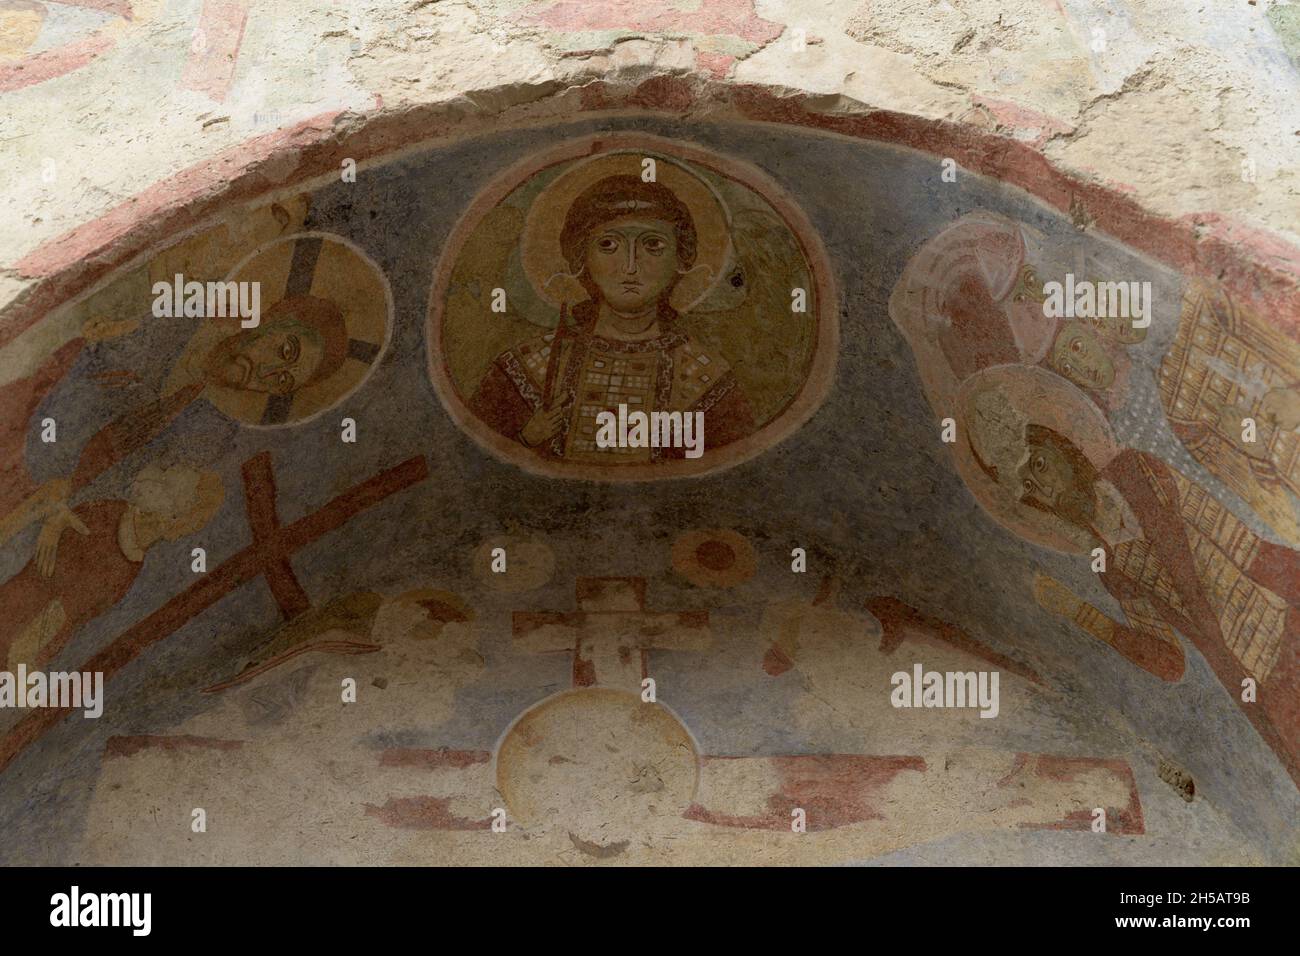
[257,359,294,381]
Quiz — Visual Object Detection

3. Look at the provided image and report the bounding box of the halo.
[890,211,1055,366]
[426,133,840,482]
[954,364,1119,553]
[186,232,392,428]
[519,150,732,313]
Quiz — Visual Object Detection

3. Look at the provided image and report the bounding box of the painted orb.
[496,688,700,844]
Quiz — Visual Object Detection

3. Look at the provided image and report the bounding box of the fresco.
[891,214,1300,787]
[0,0,167,92]
[0,117,1296,867]
[429,135,837,480]
[0,220,393,680]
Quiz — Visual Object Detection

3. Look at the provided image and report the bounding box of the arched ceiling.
[0,1,1297,866]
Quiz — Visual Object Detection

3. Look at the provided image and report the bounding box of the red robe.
[471,314,756,461]
[0,500,142,668]
[0,336,201,517]
[0,338,84,517]
[1100,449,1300,784]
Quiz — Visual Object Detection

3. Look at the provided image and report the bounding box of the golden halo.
[520,150,732,313]
[671,529,758,588]
[189,232,392,429]
[954,364,1119,554]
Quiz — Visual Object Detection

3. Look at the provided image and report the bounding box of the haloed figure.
[1046,321,1118,393]
[0,296,356,566]
[1016,422,1300,785]
[196,296,348,397]
[470,175,755,463]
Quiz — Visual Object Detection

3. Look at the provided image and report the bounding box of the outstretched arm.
[1034,573,1185,680]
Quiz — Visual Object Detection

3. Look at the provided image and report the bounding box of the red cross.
[241,453,312,618]
[0,451,428,772]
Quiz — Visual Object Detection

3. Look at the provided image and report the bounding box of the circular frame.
[426,133,839,482]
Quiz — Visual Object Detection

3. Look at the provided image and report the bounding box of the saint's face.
[585,217,678,315]
[205,319,324,396]
[1016,439,1077,512]
[1085,310,1147,345]
[1049,322,1115,390]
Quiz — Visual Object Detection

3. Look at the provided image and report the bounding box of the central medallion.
[427,133,837,480]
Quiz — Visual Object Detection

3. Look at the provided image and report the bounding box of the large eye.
[1070,337,1084,353]
[279,335,300,362]
[1033,454,1046,473]
[1022,478,1034,494]
[642,235,667,255]
[595,236,619,254]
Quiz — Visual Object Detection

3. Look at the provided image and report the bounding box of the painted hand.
[0,478,72,546]
[35,505,90,578]
[521,402,568,447]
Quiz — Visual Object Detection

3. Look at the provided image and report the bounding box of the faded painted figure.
[0,463,224,671]
[891,213,1300,546]
[959,366,1300,788]
[431,138,833,479]
[470,175,755,463]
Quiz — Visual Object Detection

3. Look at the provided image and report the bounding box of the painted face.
[205,320,324,396]
[1010,264,1044,305]
[1049,322,1115,390]
[585,217,679,315]
[1016,440,1077,512]
[1085,309,1147,345]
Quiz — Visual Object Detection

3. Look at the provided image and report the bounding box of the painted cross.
[0,450,428,772]
[80,571,1145,850]
[512,576,711,692]
[366,579,1144,843]
[241,452,313,618]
